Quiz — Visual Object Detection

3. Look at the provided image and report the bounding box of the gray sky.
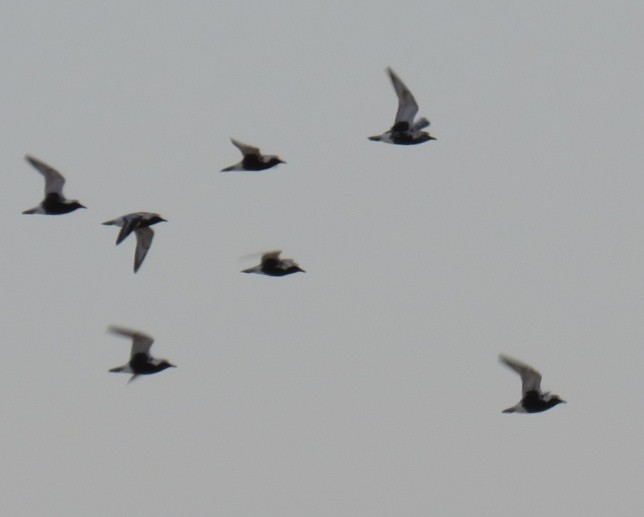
[2,1,644,515]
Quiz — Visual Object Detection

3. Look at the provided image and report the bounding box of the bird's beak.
[296,267,306,273]
[279,159,286,164]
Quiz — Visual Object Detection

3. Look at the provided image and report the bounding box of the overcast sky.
[2,1,644,515]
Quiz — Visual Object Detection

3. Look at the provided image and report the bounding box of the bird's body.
[221,139,285,172]
[108,326,175,383]
[499,355,565,414]
[22,155,86,215]
[369,68,435,145]
[242,250,305,276]
[103,212,166,273]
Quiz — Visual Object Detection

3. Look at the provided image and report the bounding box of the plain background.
[2,1,643,515]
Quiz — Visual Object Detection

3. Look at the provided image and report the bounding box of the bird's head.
[269,157,286,167]
[70,201,86,210]
[159,360,176,371]
[150,215,167,225]
[548,395,566,407]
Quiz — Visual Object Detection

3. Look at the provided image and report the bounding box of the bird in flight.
[242,250,305,276]
[368,68,436,145]
[221,138,285,172]
[22,155,86,215]
[108,326,176,383]
[103,212,167,273]
[499,354,565,413]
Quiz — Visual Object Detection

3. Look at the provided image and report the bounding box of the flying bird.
[242,250,305,276]
[499,354,565,414]
[103,212,166,273]
[368,68,436,145]
[108,326,175,383]
[22,155,86,214]
[221,138,285,172]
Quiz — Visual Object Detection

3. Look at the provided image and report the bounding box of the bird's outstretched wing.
[387,68,419,127]
[261,250,282,262]
[25,155,66,196]
[413,117,431,131]
[231,138,261,157]
[499,355,542,396]
[115,217,139,245]
[109,326,155,357]
[133,227,154,273]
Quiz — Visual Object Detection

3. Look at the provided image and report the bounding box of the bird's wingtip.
[108,325,134,337]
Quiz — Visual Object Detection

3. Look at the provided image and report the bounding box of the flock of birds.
[21,67,564,413]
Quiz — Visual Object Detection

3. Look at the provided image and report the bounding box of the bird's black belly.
[242,155,271,171]
[42,193,76,215]
[130,353,166,374]
[261,259,299,276]
[522,391,554,413]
